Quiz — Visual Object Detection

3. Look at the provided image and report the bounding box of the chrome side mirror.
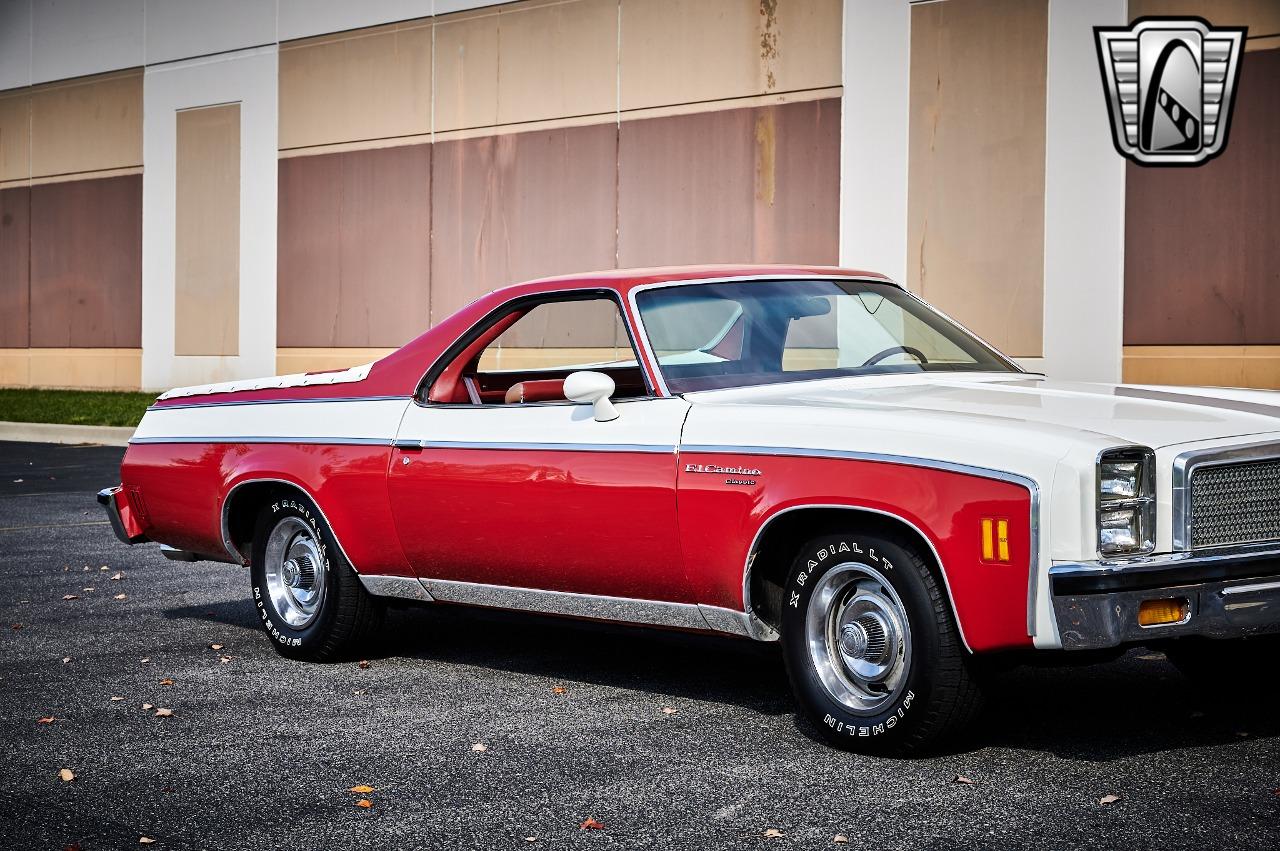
[563,371,619,422]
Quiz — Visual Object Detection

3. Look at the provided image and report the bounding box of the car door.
[387,292,693,603]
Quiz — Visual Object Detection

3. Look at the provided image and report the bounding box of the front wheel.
[249,492,383,660]
[780,532,982,754]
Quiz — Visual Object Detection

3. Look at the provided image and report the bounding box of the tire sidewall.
[780,533,944,748]
[250,494,338,653]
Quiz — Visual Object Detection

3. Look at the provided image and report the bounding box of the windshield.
[634,279,1018,393]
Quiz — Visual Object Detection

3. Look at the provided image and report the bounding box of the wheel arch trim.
[743,503,974,653]
[219,477,362,574]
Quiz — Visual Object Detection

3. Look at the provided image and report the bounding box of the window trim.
[415,288,658,407]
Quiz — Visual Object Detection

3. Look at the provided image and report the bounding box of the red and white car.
[101,265,1280,753]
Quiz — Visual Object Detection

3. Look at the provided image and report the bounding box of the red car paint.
[120,264,1032,651]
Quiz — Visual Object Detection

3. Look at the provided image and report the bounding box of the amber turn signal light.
[980,518,1010,563]
[1138,598,1189,627]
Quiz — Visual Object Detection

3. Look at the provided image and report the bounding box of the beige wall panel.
[1129,1,1280,36]
[279,22,432,150]
[435,0,618,132]
[620,0,842,112]
[0,91,31,182]
[907,0,1048,359]
[30,70,142,178]
[276,347,397,376]
[1123,346,1280,390]
[0,349,142,390]
[434,11,500,133]
[175,104,240,357]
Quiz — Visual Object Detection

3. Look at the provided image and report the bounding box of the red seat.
[503,379,566,404]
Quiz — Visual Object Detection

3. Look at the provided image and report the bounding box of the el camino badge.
[685,463,762,487]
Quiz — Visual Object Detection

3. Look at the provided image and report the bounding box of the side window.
[478,299,632,373]
[433,296,649,405]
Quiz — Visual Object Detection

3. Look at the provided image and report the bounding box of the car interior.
[427,296,650,405]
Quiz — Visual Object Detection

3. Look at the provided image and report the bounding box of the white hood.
[683,373,1280,450]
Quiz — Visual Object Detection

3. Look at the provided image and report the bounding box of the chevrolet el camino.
[100,266,1280,753]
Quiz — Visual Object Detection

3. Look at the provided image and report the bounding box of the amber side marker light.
[1138,598,1189,627]
[980,518,1010,563]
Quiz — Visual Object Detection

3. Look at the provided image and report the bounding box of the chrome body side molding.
[354,575,777,639]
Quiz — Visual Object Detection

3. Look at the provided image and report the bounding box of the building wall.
[275,0,844,373]
[0,0,1277,392]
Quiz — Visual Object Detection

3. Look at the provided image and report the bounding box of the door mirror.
[563,371,619,422]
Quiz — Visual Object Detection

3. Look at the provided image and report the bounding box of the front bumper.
[1051,547,1280,650]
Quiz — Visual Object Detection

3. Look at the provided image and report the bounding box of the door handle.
[392,438,422,451]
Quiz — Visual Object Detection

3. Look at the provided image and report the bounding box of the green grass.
[0,388,157,428]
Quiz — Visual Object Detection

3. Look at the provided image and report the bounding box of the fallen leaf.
[139,838,155,845]
[159,678,174,686]
[552,686,567,695]
[37,716,55,724]
[111,572,124,581]
[471,743,487,752]
[579,818,604,831]
[219,656,232,664]
[1099,794,1121,805]
[62,595,78,601]
[141,703,153,711]
[62,657,71,664]
[114,594,127,600]
[65,843,82,851]
[525,838,537,843]
[763,828,785,838]
[82,587,95,593]
[355,799,372,809]
[661,707,677,715]
[352,689,366,695]
[154,708,173,717]
[349,785,375,794]
[954,775,976,785]
[1236,731,1251,738]
[834,836,849,844]
[210,644,223,651]
[140,658,150,664]
[358,660,371,670]
[111,696,125,702]
[10,623,20,630]
[59,768,75,782]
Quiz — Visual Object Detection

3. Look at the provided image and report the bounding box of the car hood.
[683,373,1280,449]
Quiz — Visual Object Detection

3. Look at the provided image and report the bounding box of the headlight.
[1098,448,1155,557]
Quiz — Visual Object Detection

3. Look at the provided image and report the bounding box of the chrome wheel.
[805,562,912,713]
[263,517,326,629]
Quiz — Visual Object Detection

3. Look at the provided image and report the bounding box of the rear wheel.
[249,492,383,660]
[780,532,982,754]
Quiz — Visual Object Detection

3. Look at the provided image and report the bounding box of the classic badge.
[1094,17,1246,166]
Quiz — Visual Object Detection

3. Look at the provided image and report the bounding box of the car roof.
[484,264,898,300]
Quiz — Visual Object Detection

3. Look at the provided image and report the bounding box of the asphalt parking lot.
[2,440,1279,850]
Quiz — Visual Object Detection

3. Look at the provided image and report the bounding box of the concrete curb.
[0,421,135,447]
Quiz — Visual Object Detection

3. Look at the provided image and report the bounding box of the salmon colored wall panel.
[30,70,143,179]
[29,175,142,348]
[907,0,1048,359]
[430,122,618,325]
[278,143,431,347]
[1124,47,1280,346]
[175,104,240,357]
[0,186,30,347]
[618,98,840,267]
[279,22,433,150]
[620,0,842,111]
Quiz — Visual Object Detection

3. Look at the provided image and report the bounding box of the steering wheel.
[861,345,929,367]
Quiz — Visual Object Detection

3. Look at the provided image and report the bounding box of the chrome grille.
[1190,459,1280,548]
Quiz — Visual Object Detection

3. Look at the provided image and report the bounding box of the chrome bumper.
[1050,547,1280,650]
[97,487,146,545]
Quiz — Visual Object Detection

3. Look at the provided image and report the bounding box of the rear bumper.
[1051,547,1280,650]
[97,487,148,545]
